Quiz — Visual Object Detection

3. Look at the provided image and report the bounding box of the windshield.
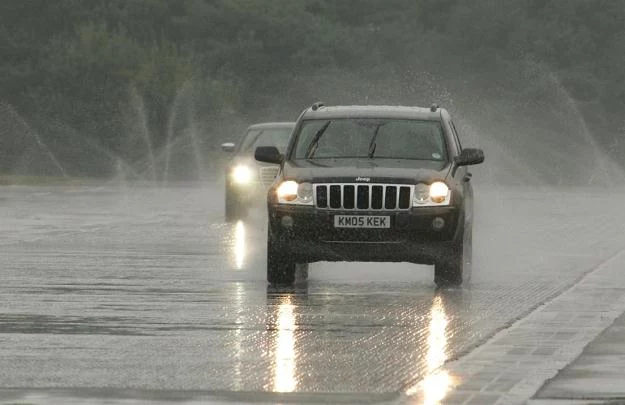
[240,127,293,153]
[292,118,448,161]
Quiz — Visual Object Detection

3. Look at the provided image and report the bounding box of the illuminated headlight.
[429,182,449,203]
[232,165,253,184]
[412,182,451,206]
[276,181,314,205]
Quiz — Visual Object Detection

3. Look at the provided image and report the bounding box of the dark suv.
[255,103,484,286]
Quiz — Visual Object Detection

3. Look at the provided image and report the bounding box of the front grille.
[315,184,413,210]
[259,166,279,186]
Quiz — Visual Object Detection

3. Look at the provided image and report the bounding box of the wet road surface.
[1,183,625,403]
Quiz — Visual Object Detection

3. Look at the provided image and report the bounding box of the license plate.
[334,215,391,228]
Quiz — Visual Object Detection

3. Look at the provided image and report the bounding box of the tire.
[434,247,463,287]
[266,227,309,284]
[225,187,247,222]
[462,222,473,283]
[434,223,465,287]
[267,228,296,284]
[295,263,309,283]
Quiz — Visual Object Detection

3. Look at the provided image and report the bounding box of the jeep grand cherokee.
[255,103,484,286]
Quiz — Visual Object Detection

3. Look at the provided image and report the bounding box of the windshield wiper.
[305,120,331,159]
[367,123,385,158]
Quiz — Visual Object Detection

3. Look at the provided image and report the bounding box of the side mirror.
[454,148,484,166]
[255,146,283,164]
[221,142,236,152]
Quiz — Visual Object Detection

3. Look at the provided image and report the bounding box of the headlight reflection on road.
[422,295,451,405]
[233,283,245,390]
[406,295,452,404]
[272,295,298,393]
[234,220,246,269]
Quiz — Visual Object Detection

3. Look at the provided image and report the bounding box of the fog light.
[281,216,294,229]
[432,217,445,231]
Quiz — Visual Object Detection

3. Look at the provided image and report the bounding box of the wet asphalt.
[1,182,625,403]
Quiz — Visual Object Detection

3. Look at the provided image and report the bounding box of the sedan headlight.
[232,165,253,184]
[413,182,451,206]
[276,181,314,205]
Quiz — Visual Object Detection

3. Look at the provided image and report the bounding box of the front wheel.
[434,223,468,287]
[267,228,308,284]
[225,187,248,222]
[434,246,463,287]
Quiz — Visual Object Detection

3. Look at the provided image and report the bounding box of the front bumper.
[268,204,462,264]
[227,181,267,203]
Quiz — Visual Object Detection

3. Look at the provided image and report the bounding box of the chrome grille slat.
[382,186,386,209]
[314,183,414,211]
[259,166,279,186]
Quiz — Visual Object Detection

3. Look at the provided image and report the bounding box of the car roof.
[301,105,444,121]
[247,122,295,130]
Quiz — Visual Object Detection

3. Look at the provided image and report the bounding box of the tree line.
[0,0,623,179]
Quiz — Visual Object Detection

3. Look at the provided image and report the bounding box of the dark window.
[450,121,463,152]
[241,127,293,153]
[293,119,448,161]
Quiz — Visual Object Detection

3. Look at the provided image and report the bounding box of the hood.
[282,158,451,184]
[228,153,275,169]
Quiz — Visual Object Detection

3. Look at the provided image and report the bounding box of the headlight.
[276,181,314,205]
[297,182,314,204]
[414,183,429,205]
[412,182,451,206]
[232,165,253,184]
[429,182,449,203]
[277,180,298,201]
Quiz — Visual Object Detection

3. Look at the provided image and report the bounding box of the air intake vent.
[259,166,279,186]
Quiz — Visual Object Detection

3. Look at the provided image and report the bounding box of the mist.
[0,0,623,185]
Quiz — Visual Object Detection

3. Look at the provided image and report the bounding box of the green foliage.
[0,0,623,177]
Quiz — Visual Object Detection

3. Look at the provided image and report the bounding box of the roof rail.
[430,103,439,112]
[311,101,325,111]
